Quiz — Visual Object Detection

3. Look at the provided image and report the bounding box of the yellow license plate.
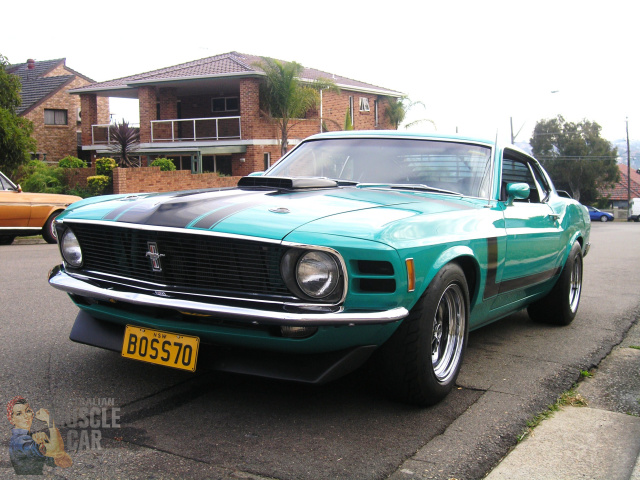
[122,325,199,372]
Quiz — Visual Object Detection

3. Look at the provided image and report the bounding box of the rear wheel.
[42,211,61,244]
[0,235,16,245]
[375,263,469,406]
[528,242,583,326]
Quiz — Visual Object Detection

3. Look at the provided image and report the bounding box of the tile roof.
[7,58,76,115]
[70,51,403,96]
[599,163,640,200]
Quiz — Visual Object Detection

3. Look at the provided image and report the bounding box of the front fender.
[409,244,481,310]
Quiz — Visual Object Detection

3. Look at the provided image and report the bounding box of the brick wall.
[112,167,241,194]
[63,166,97,189]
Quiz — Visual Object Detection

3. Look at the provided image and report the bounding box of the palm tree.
[385,96,436,130]
[255,58,337,156]
[109,120,140,167]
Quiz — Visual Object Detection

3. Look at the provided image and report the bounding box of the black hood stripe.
[104,190,276,229]
[192,195,274,229]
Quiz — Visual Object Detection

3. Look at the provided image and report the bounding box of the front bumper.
[49,266,408,326]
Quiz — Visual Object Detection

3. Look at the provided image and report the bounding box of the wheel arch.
[416,246,480,309]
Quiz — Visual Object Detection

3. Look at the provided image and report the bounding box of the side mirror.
[506,183,529,206]
[16,184,23,193]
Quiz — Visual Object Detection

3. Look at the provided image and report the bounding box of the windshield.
[266,138,493,198]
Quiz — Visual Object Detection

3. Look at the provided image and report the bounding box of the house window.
[359,97,370,112]
[264,152,271,170]
[212,97,239,113]
[44,109,68,125]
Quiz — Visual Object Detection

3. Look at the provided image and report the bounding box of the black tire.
[42,211,61,244]
[374,263,469,406]
[0,235,16,245]
[600,215,608,222]
[528,242,583,326]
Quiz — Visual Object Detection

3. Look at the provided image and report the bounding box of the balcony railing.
[151,116,241,143]
[91,124,140,145]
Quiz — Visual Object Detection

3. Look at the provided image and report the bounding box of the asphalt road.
[1,222,639,480]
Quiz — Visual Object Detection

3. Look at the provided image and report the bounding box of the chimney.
[27,59,35,70]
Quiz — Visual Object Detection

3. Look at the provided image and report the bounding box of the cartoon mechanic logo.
[6,396,72,475]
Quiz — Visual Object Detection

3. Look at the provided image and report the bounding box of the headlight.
[296,251,339,298]
[61,228,83,267]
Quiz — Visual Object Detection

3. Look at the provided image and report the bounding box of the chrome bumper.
[49,267,408,326]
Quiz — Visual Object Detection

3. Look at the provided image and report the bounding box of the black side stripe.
[483,237,500,299]
[483,237,561,300]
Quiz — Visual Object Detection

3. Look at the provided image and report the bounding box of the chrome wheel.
[432,283,466,383]
[569,251,582,313]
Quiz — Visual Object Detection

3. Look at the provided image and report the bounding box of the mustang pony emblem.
[145,242,165,272]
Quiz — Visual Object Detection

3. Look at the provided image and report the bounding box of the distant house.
[70,51,403,176]
[7,58,110,163]
[598,164,640,208]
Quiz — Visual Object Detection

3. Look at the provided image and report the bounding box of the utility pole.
[627,118,631,211]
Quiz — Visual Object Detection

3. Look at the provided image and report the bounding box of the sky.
[3,0,638,149]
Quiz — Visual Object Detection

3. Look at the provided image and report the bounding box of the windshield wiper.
[357,183,462,196]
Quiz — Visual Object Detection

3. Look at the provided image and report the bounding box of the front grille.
[68,223,291,297]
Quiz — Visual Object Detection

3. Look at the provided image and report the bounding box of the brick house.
[71,52,403,176]
[7,58,109,163]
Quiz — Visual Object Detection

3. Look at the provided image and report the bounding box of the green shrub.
[58,156,86,168]
[18,160,65,193]
[65,186,92,198]
[95,157,117,176]
[87,175,111,196]
[150,157,176,171]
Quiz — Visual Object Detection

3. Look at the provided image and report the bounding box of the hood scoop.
[238,176,338,190]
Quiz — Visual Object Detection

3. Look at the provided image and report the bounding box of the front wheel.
[374,263,469,406]
[600,215,609,222]
[42,211,61,244]
[528,242,583,326]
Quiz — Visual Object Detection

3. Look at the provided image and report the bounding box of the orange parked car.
[0,170,82,245]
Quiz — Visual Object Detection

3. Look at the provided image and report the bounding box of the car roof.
[305,130,494,146]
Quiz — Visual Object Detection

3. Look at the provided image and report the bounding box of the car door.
[0,172,31,226]
[491,151,564,309]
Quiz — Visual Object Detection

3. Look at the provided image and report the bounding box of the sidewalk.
[484,318,640,480]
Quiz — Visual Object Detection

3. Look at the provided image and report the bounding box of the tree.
[384,96,436,130]
[256,57,336,157]
[530,115,619,204]
[109,120,140,167]
[0,54,36,175]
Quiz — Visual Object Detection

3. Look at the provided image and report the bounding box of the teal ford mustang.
[49,131,590,405]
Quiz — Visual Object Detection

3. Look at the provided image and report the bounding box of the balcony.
[90,117,241,145]
[151,116,241,143]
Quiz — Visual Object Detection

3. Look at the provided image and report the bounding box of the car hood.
[61,186,475,241]
[9,191,82,205]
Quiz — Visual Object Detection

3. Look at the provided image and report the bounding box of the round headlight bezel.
[60,228,83,267]
[295,250,340,299]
